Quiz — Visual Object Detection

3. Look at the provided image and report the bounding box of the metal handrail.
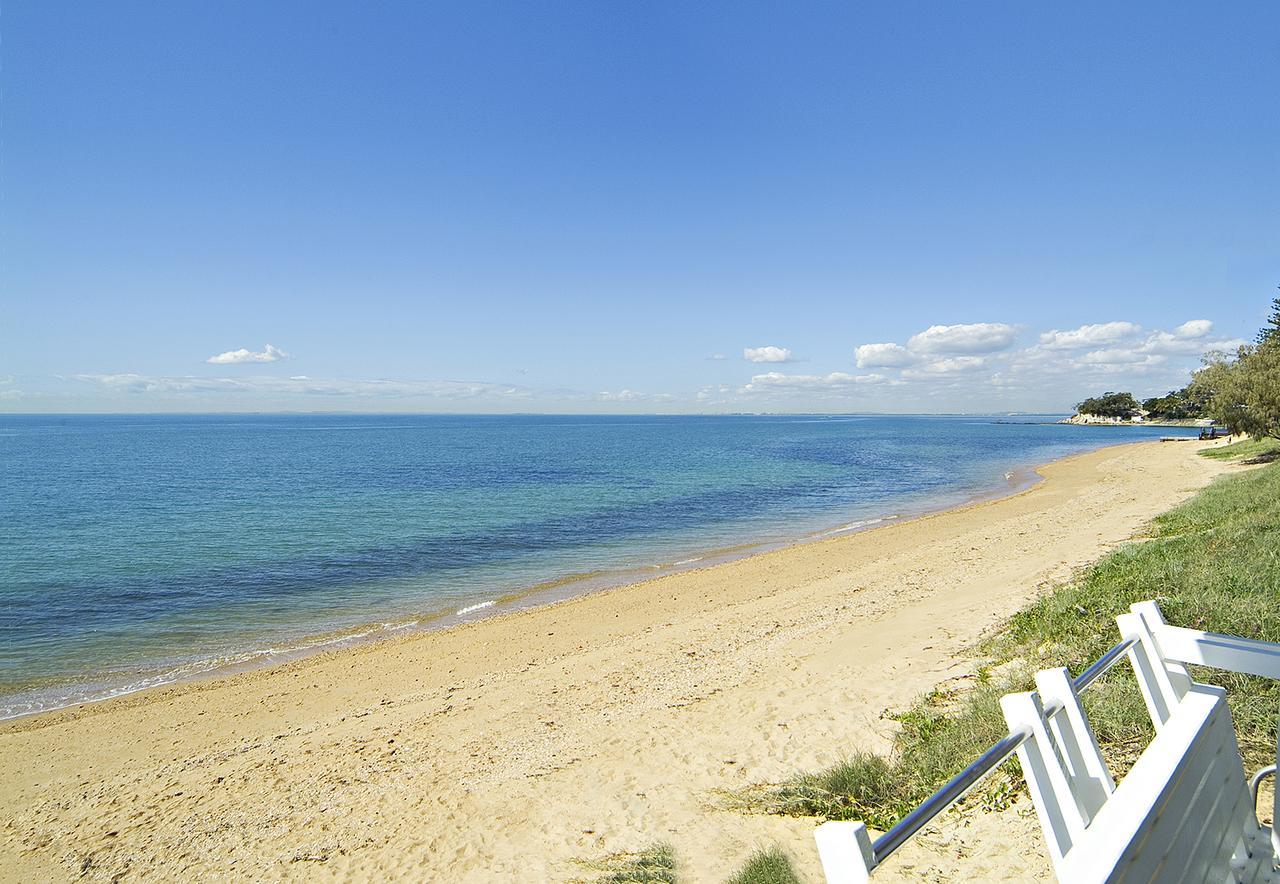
[869,635,1140,869]
[1250,764,1276,812]
[872,729,1030,860]
[1074,636,1140,693]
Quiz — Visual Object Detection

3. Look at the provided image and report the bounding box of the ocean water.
[0,413,1199,718]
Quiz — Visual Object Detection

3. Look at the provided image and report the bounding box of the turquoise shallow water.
[0,413,1197,717]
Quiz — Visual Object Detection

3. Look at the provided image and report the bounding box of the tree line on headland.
[1076,292,1280,440]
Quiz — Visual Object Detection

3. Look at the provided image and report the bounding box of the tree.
[1193,342,1280,439]
[1142,384,1210,420]
[1077,391,1140,418]
[1259,288,1280,345]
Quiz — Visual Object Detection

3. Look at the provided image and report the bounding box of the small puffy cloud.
[1173,319,1213,339]
[855,342,914,368]
[1037,322,1141,350]
[709,353,727,361]
[207,344,287,365]
[743,345,795,363]
[1141,322,1241,357]
[850,322,1015,376]
[906,323,1017,355]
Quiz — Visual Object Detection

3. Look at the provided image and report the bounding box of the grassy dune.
[1200,437,1280,463]
[580,842,678,883]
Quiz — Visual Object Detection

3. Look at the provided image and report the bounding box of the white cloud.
[1037,322,1141,350]
[906,323,1017,355]
[904,356,987,376]
[709,353,727,361]
[1137,333,1202,357]
[1173,319,1213,339]
[855,342,914,368]
[743,345,795,363]
[1059,319,1239,365]
[1078,349,1166,366]
[206,344,288,365]
[1133,321,1240,358]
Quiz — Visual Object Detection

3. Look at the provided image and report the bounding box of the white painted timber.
[814,821,875,884]
[1079,684,1271,883]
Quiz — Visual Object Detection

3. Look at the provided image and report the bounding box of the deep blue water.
[0,413,1199,717]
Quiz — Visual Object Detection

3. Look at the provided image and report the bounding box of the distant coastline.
[1058,413,1213,428]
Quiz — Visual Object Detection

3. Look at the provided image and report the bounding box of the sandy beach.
[0,440,1235,882]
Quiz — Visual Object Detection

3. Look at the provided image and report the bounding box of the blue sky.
[3,1,1277,413]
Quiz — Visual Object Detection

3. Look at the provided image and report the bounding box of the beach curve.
[0,440,1235,882]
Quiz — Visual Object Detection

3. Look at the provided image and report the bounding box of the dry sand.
[0,440,1237,882]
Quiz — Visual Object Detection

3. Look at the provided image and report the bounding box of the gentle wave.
[456,600,497,616]
[0,616,427,721]
[819,515,899,537]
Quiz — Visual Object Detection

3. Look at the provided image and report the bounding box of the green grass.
[996,459,1280,762]
[1200,436,1280,462]
[747,460,1280,828]
[579,841,802,884]
[581,842,678,883]
[725,847,802,884]
[753,676,1018,830]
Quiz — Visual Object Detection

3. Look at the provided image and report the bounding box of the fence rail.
[867,635,1139,868]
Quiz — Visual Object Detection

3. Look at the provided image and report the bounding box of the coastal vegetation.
[1141,384,1211,420]
[1076,391,1142,419]
[741,456,1280,845]
[726,847,802,884]
[1075,385,1208,422]
[582,841,678,883]
[1075,385,1207,422]
[1186,293,1280,438]
[1256,292,1280,345]
[579,840,804,884]
[1199,436,1280,464]
[1193,341,1280,440]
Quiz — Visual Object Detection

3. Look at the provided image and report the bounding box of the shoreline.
[0,439,1234,881]
[2,448,1054,725]
[1057,415,1214,428]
